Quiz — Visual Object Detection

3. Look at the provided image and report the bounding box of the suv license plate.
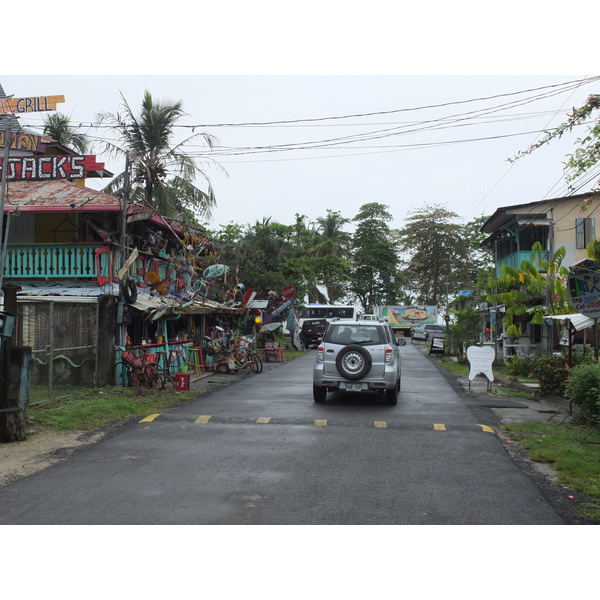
[346,383,362,391]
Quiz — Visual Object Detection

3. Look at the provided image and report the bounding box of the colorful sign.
[264,285,296,324]
[0,94,65,114]
[568,262,600,319]
[0,155,105,180]
[0,131,46,153]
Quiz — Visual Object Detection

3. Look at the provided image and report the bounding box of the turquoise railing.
[496,250,549,276]
[4,244,102,278]
[3,243,179,286]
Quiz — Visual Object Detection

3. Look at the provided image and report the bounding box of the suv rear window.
[324,324,387,346]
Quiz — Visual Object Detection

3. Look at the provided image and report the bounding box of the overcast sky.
[3,73,599,234]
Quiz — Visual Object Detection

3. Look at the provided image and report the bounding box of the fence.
[15,298,99,402]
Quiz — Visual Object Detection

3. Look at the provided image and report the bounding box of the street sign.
[568,262,600,319]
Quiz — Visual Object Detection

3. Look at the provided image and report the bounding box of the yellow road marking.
[256,417,271,424]
[140,414,160,422]
[374,421,387,428]
[195,415,212,423]
[434,424,446,431]
[314,419,328,426]
[477,424,495,433]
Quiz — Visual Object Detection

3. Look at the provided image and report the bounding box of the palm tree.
[42,113,90,153]
[315,210,351,257]
[97,90,223,219]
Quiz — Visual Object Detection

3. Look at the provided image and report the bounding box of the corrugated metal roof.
[3,180,121,212]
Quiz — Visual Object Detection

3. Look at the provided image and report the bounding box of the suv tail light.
[385,346,393,363]
[317,344,324,361]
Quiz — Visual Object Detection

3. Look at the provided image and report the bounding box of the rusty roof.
[2,180,122,212]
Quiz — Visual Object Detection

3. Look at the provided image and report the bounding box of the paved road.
[0,343,563,524]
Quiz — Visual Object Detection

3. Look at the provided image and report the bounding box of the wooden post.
[0,407,27,442]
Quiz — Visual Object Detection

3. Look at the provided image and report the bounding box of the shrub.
[570,344,597,368]
[505,354,532,378]
[564,363,600,422]
[530,353,569,396]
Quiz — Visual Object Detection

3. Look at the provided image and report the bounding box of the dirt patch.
[0,428,105,488]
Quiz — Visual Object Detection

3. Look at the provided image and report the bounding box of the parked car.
[300,318,329,349]
[312,319,406,405]
[411,324,445,343]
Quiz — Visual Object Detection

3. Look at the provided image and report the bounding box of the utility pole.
[0,120,11,312]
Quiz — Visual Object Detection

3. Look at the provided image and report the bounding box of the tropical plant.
[42,113,90,153]
[313,210,352,303]
[445,306,480,355]
[97,90,222,219]
[530,353,570,396]
[487,242,572,338]
[564,362,600,422]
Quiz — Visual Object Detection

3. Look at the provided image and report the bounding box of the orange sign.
[0,94,65,114]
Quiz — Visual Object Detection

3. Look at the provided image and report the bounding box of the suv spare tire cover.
[336,344,372,380]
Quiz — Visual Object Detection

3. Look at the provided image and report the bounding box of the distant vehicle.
[298,304,359,328]
[411,324,445,343]
[300,318,329,349]
[359,314,377,321]
[312,319,406,405]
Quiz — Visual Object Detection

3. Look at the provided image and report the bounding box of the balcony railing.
[4,244,102,279]
[496,250,549,277]
[2,244,177,288]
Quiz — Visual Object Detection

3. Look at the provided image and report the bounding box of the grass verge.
[28,386,202,431]
[504,422,600,520]
[436,354,600,521]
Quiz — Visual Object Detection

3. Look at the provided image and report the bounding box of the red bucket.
[174,372,190,391]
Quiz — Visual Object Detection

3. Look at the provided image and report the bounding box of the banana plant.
[487,242,573,338]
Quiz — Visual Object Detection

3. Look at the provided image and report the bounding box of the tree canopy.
[397,203,473,308]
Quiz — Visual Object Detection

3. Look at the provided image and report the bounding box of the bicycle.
[233,337,263,373]
[118,348,165,390]
[204,336,263,374]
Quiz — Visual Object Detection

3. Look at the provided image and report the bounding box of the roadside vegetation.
[436,352,600,520]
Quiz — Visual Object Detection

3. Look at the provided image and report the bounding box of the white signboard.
[568,262,600,319]
[466,345,495,382]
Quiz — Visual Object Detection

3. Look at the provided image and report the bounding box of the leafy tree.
[97,90,222,219]
[397,203,472,308]
[462,215,495,300]
[349,203,401,311]
[42,113,90,153]
[510,94,600,196]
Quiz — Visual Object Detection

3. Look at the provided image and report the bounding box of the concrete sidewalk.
[455,369,573,425]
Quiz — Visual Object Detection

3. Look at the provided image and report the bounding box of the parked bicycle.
[116,347,164,390]
[204,336,263,374]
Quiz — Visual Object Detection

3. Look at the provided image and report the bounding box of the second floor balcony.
[2,243,174,288]
[495,250,550,277]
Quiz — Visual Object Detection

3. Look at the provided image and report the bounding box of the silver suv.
[312,319,405,405]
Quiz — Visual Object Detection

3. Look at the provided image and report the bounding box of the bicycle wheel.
[115,361,133,387]
[249,352,263,373]
[144,365,165,389]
